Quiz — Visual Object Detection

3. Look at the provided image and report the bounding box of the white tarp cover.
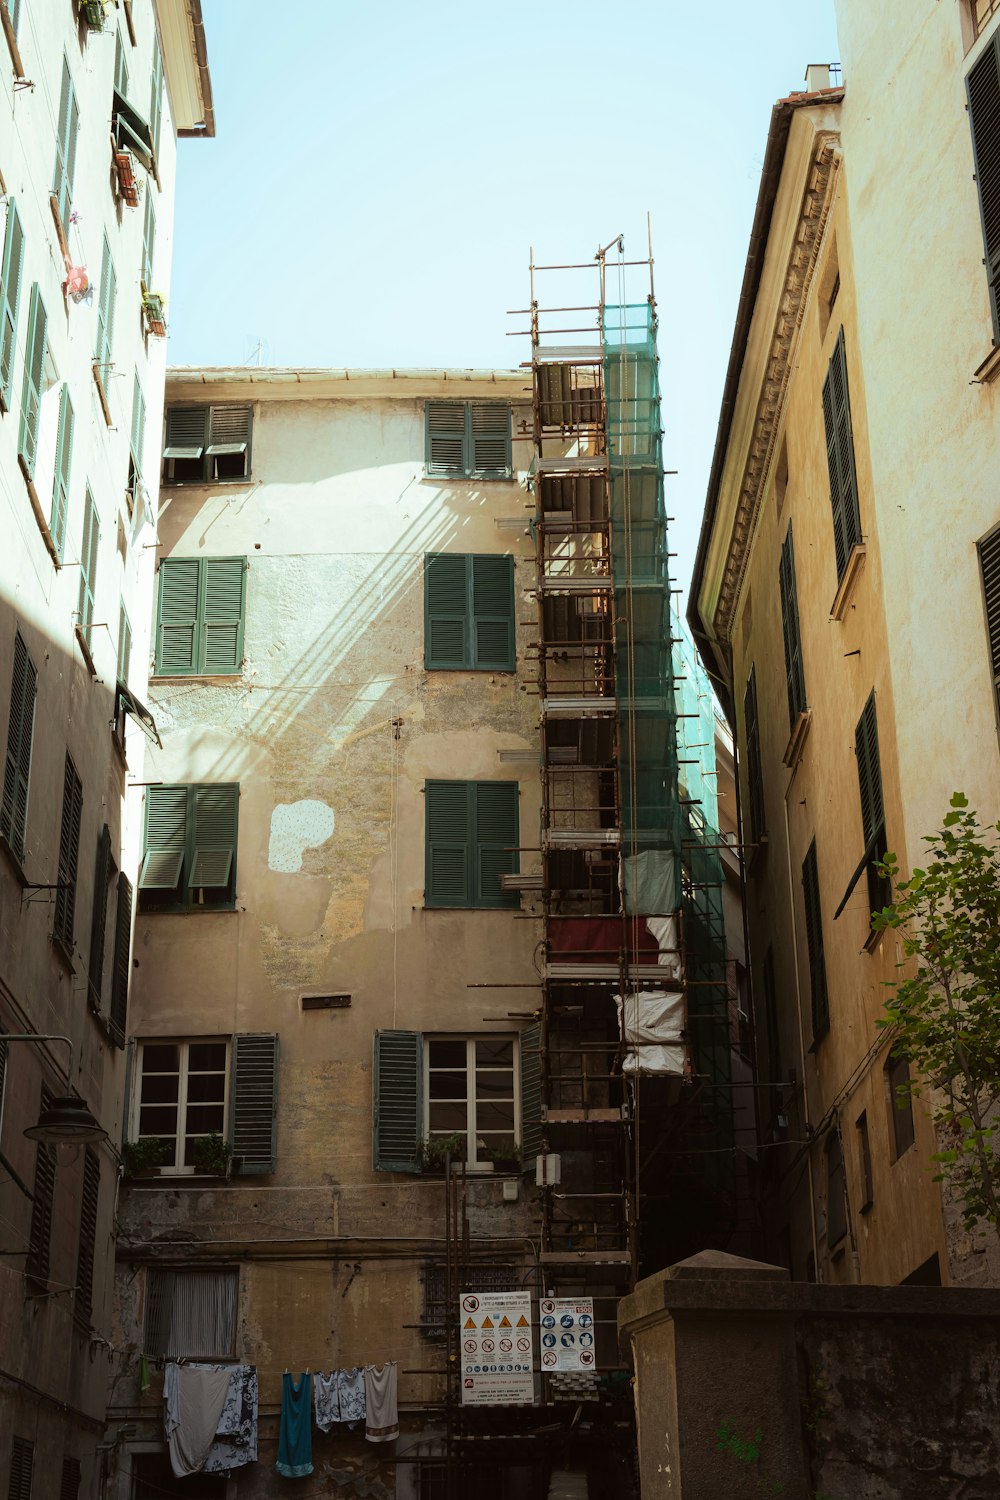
[646,915,682,979]
[622,850,676,915]
[617,989,687,1076]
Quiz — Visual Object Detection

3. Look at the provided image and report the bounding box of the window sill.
[972,342,1000,383]
[423,903,520,913]
[149,672,244,686]
[421,473,515,485]
[17,455,60,567]
[92,363,113,427]
[159,477,254,491]
[829,543,866,621]
[51,933,75,975]
[137,902,239,917]
[782,708,812,770]
[48,193,71,263]
[74,624,97,677]
[0,833,29,888]
[424,665,516,675]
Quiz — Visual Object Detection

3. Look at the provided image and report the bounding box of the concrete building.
[0,2,212,1495]
[691,33,1000,1291]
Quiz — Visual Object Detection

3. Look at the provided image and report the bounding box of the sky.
[167,0,840,602]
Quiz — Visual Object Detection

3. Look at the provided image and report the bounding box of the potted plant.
[141,289,167,338]
[191,1132,231,1177]
[122,1137,168,1178]
[419,1133,466,1174]
[81,0,107,29]
[484,1144,522,1174]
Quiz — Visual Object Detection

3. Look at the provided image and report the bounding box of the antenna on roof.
[244,337,266,367]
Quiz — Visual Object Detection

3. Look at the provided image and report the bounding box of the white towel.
[364,1361,398,1443]
[163,1363,233,1477]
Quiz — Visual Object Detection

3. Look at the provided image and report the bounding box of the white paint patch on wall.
[268,800,336,873]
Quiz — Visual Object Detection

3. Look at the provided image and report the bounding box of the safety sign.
[538,1297,595,1372]
[460,1290,534,1406]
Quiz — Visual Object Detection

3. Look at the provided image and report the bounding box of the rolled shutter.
[425,553,468,668]
[426,401,466,476]
[425,781,471,906]
[0,199,24,408]
[230,1033,279,1174]
[202,558,245,673]
[518,1021,543,1170]
[968,35,1000,340]
[87,824,112,1006]
[51,385,74,557]
[2,630,36,860]
[469,403,511,477]
[190,784,238,890]
[373,1030,422,1173]
[17,284,47,477]
[472,554,514,669]
[108,874,133,1047]
[156,559,200,673]
[139,785,187,889]
[53,757,82,953]
[475,781,519,907]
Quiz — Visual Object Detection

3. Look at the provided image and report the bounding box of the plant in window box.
[190,1132,232,1177]
[141,289,167,338]
[482,1144,521,1174]
[80,0,108,28]
[419,1133,467,1174]
[122,1137,169,1178]
[113,148,141,209]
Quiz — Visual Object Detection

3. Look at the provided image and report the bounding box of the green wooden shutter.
[469,403,511,477]
[471,554,515,669]
[50,385,74,558]
[95,236,117,372]
[74,1147,99,1324]
[743,667,765,843]
[979,524,1000,719]
[117,601,132,685]
[426,401,466,476]
[518,1021,543,1170]
[778,524,806,728]
[27,1087,55,1281]
[424,553,468,668]
[53,756,83,955]
[475,781,519,908]
[202,558,246,673]
[8,1439,33,1500]
[78,489,99,635]
[141,191,156,291]
[190,783,238,891]
[821,329,862,583]
[207,405,252,477]
[0,199,25,409]
[854,692,885,850]
[17,284,47,478]
[163,406,209,474]
[149,34,163,158]
[113,27,128,95]
[130,371,146,482]
[425,780,471,907]
[230,1033,279,1174]
[53,58,79,238]
[156,559,200,673]
[801,840,828,1039]
[108,873,132,1047]
[139,785,187,889]
[87,823,112,1006]
[969,35,1000,340]
[373,1030,422,1172]
[2,630,36,861]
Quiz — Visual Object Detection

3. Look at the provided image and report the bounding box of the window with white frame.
[425,1036,517,1165]
[134,1039,228,1171]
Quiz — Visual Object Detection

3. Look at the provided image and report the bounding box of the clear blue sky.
[168,0,840,599]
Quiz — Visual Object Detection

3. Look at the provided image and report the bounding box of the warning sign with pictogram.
[458,1289,534,1407]
[545,1297,595,1372]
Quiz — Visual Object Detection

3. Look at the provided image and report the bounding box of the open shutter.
[202,558,245,673]
[53,59,78,237]
[469,403,511,477]
[854,693,884,850]
[518,1021,543,1170]
[207,406,252,477]
[53,757,82,955]
[742,668,764,843]
[980,525,1000,719]
[27,1088,55,1282]
[149,34,163,158]
[156,559,200,674]
[108,874,132,1047]
[163,405,208,463]
[95,237,116,372]
[471,554,514,669]
[969,35,1000,340]
[821,330,861,583]
[139,785,187,889]
[802,841,828,1038]
[475,781,519,908]
[778,524,806,727]
[141,190,156,290]
[426,401,467,476]
[78,489,99,633]
[230,1033,279,1174]
[373,1030,422,1172]
[87,824,112,1006]
[75,1147,99,1324]
[190,784,238,890]
[0,199,24,408]
[425,780,471,907]
[17,284,47,478]
[2,631,36,861]
[130,372,146,481]
[50,385,74,557]
[424,553,468,668]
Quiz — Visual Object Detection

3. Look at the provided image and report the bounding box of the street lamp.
[5,1034,108,1164]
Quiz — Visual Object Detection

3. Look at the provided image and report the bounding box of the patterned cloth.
[313,1370,340,1433]
[203,1365,258,1474]
[364,1362,399,1443]
[336,1367,366,1429]
[276,1372,313,1479]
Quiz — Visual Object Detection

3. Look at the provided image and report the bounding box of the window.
[854,692,890,920]
[141,190,155,291]
[149,32,163,161]
[162,405,253,484]
[26,1087,55,1283]
[52,57,79,240]
[128,371,145,514]
[886,1051,916,1160]
[421,1261,515,1344]
[978,521,1000,728]
[424,780,519,909]
[87,824,115,1009]
[779,523,807,729]
[742,667,765,845]
[59,1457,80,1500]
[970,32,1000,341]
[138,783,239,911]
[856,1110,873,1212]
[425,401,512,479]
[108,874,132,1047]
[78,489,99,642]
[17,284,47,479]
[94,236,116,386]
[53,755,83,959]
[75,1148,99,1325]
[6,1438,33,1500]
[2,629,36,862]
[424,553,515,671]
[801,839,828,1040]
[373,1028,540,1174]
[154,557,246,675]
[825,1129,847,1248]
[821,328,863,583]
[50,385,74,559]
[144,1268,238,1359]
[117,601,131,684]
[133,1034,278,1173]
[0,198,24,410]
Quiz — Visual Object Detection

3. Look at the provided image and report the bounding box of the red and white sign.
[459,1290,534,1406]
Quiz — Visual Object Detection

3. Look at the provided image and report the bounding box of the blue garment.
[275,1372,313,1479]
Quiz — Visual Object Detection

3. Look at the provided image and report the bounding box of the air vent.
[301,994,352,1011]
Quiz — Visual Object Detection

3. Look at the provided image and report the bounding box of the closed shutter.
[475,781,519,907]
[95,237,116,373]
[156,559,200,673]
[53,756,83,955]
[139,785,186,889]
[26,1088,55,1282]
[7,1438,33,1500]
[801,841,828,1039]
[75,1148,100,1324]
[149,35,163,157]
[190,784,238,890]
[2,630,36,861]
[130,372,146,482]
[426,401,466,476]
[78,490,99,635]
[113,27,128,95]
[969,36,1000,340]
[163,405,208,463]
[854,693,885,850]
[424,554,468,668]
[471,555,514,669]
[117,602,131,685]
[52,58,78,237]
[17,284,47,478]
[518,1021,543,1169]
[373,1030,422,1172]
[202,558,245,673]
[87,824,112,1006]
[0,199,24,408]
[821,329,862,583]
[108,874,132,1047]
[50,385,74,558]
[230,1034,279,1174]
[742,667,765,843]
[778,524,807,728]
[469,403,511,477]
[425,781,471,906]
[978,524,1000,719]
[141,191,156,291]
[59,1457,80,1500]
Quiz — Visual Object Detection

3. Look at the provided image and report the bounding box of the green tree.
[874,794,1000,1244]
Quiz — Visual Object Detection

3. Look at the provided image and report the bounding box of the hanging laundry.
[313,1370,340,1433]
[364,1362,398,1443]
[336,1366,366,1429]
[275,1372,313,1479]
[163,1363,233,1478]
[204,1365,259,1474]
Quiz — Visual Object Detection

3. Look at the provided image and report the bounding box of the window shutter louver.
[778,524,807,728]
[130,372,146,482]
[59,1457,80,1500]
[472,554,515,669]
[7,1438,33,1500]
[108,874,132,1047]
[26,1087,55,1282]
[78,490,99,635]
[969,37,1000,340]
[190,784,238,889]
[801,841,828,1038]
[475,781,519,907]
[373,1030,422,1173]
[74,1148,99,1324]
[743,667,765,843]
[202,558,245,673]
[139,785,187,889]
[0,1033,7,1124]
[821,330,862,583]
[426,402,467,476]
[118,602,132,685]
[149,36,163,158]
[231,1033,279,1174]
[2,631,36,861]
[0,199,24,409]
[87,824,112,1006]
[156,559,200,673]
[518,1021,543,1169]
[424,554,468,668]
[163,405,208,458]
[53,756,82,954]
[425,781,471,906]
[854,693,884,850]
[141,192,156,291]
[95,237,116,372]
[17,285,47,478]
[469,402,512,477]
[51,386,74,558]
[206,405,252,470]
[53,59,78,238]
[978,525,1000,719]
